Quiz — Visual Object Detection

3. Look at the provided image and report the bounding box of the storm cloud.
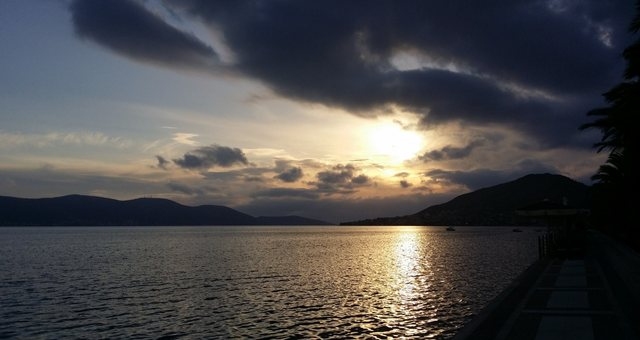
[70,0,219,71]
[69,0,634,148]
[173,145,248,170]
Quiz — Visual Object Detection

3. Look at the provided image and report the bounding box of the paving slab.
[546,291,589,309]
[559,265,586,275]
[534,316,593,340]
[554,276,587,287]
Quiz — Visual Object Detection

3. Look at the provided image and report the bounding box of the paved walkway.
[453,231,640,340]
[495,255,637,339]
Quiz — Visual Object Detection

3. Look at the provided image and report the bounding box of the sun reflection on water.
[391,228,426,325]
[395,228,420,290]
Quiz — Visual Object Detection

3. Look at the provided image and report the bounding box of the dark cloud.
[69,0,634,147]
[275,167,303,182]
[316,165,356,185]
[173,144,248,170]
[315,164,370,192]
[155,155,169,169]
[400,180,412,188]
[70,0,219,71]
[425,159,558,190]
[351,174,369,185]
[420,140,486,162]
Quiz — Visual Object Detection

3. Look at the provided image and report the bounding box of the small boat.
[446,226,456,231]
[512,228,523,232]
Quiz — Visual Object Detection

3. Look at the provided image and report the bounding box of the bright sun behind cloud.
[368,122,424,163]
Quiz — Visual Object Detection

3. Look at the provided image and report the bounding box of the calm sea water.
[0,226,539,339]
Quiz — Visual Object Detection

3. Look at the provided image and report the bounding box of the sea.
[0,226,540,339]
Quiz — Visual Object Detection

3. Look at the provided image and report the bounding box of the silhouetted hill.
[0,195,333,226]
[341,173,591,226]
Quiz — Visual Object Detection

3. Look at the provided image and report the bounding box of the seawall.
[453,230,640,339]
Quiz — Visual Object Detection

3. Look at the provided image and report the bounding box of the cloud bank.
[69,0,634,148]
[71,0,219,71]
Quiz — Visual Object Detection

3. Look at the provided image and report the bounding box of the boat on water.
[446,226,456,231]
[512,228,523,232]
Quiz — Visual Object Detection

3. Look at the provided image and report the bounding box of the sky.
[0,0,635,223]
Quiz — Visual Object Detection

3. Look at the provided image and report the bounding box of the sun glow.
[368,122,424,162]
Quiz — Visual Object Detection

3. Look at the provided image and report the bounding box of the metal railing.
[538,231,558,259]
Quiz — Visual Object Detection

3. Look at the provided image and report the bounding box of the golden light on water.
[395,229,420,281]
[394,228,422,311]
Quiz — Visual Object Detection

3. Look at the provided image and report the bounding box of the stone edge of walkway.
[453,230,640,340]
[452,257,551,340]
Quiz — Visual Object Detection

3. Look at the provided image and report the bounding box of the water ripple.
[0,226,538,339]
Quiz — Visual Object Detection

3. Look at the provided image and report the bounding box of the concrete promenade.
[453,230,640,340]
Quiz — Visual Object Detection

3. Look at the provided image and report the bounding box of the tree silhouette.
[581,1,639,246]
[591,151,626,185]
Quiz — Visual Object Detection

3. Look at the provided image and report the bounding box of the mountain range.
[0,195,332,226]
[0,173,591,227]
[341,173,591,226]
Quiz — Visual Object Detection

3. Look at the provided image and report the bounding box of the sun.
[368,122,424,162]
